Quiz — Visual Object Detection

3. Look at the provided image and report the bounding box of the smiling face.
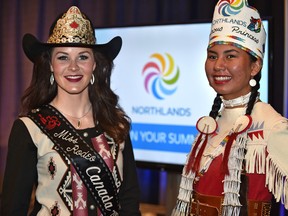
[205,44,261,100]
[50,47,96,96]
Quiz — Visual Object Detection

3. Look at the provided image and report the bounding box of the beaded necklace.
[221,92,252,108]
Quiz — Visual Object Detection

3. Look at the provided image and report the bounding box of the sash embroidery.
[71,164,88,215]
[28,105,121,216]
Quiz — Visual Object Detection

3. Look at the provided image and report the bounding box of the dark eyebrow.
[54,51,67,55]
[207,48,240,55]
[224,49,240,54]
[207,50,217,54]
[53,50,92,55]
[78,51,92,55]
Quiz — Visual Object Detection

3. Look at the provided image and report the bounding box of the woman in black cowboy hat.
[2,6,141,216]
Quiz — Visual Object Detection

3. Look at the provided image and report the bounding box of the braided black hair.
[209,94,222,119]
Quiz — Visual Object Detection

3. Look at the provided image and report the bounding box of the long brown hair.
[20,49,131,144]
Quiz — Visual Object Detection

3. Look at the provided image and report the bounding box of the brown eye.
[79,55,89,60]
[227,54,236,59]
[57,55,68,60]
[207,54,217,60]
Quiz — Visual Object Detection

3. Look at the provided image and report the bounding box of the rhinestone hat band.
[47,6,96,45]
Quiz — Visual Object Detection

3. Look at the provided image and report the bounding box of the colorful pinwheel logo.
[217,0,244,16]
[142,53,180,100]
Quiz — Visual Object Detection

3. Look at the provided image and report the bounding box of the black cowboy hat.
[22,6,122,63]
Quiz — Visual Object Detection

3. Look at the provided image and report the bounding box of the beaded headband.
[208,0,266,60]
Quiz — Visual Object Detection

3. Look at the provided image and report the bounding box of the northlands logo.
[142,53,180,100]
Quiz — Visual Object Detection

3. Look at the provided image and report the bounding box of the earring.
[50,73,54,85]
[249,78,256,87]
[90,74,95,85]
